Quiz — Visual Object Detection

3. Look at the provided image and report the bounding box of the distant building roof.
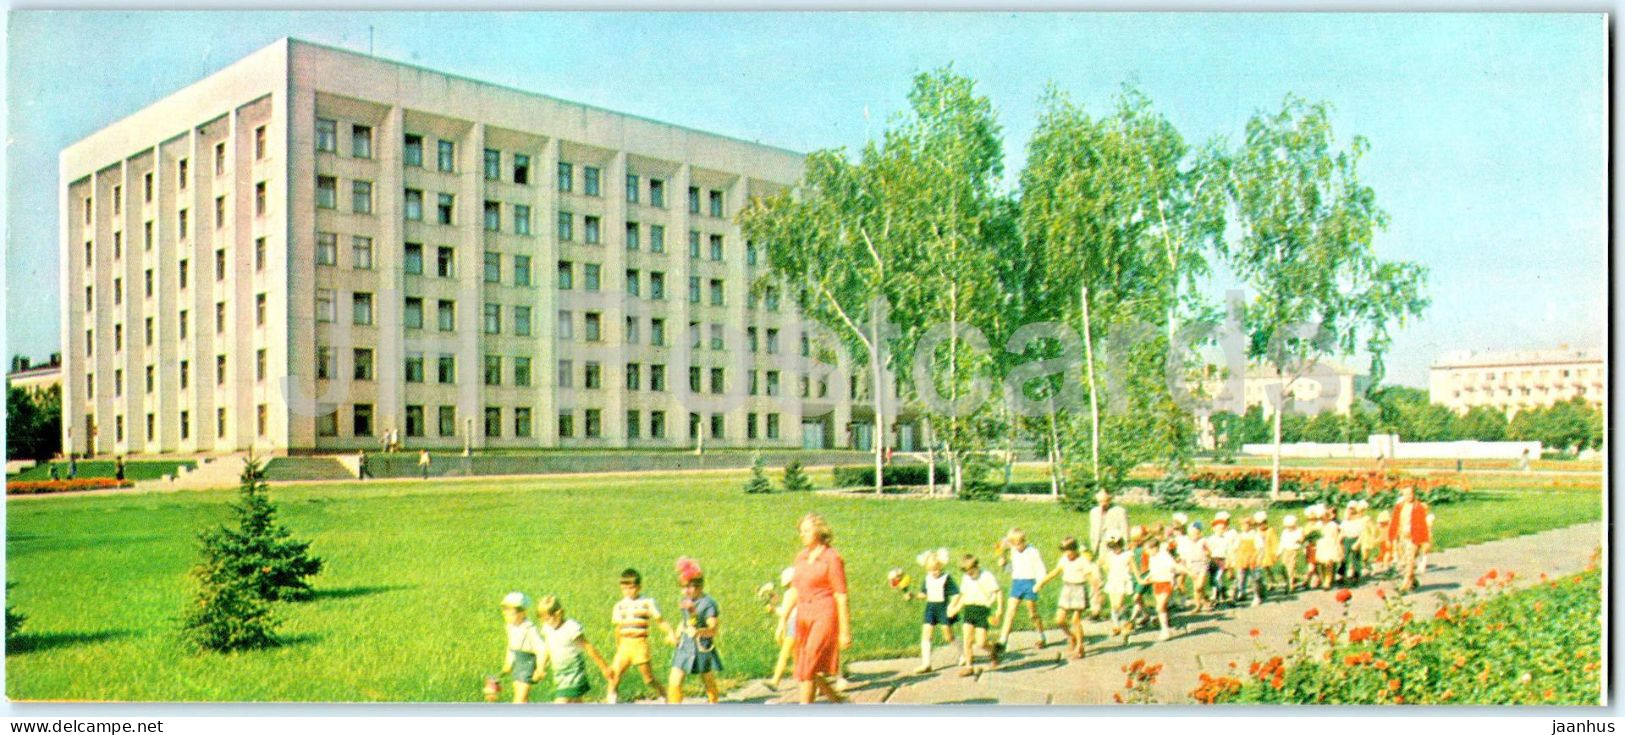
[1431,346,1603,370]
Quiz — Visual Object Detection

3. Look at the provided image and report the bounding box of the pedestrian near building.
[419,450,431,480]
[357,449,371,480]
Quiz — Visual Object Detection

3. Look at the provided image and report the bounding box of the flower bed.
[7,478,134,495]
[1185,468,1469,508]
[1192,567,1602,705]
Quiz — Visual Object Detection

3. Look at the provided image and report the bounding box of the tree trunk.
[1046,399,1062,498]
[1271,401,1283,502]
[870,306,886,495]
[924,416,937,496]
[1081,284,1102,490]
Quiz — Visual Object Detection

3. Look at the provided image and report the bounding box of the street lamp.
[464,417,473,456]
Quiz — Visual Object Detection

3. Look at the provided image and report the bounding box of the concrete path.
[724,521,1604,705]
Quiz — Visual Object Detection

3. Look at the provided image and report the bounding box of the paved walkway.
[724,522,1604,705]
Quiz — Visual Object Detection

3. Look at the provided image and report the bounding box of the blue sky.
[4,12,1606,387]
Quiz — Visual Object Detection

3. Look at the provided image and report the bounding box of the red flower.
[1304,608,1320,620]
[1434,607,1450,620]
[1486,569,1498,580]
[1388,679,1401,691]
[1401,612,1414,624]
[1271,674,1284,690]
[1349,626,1375,643]
[1335,589,1352,604]
[1249,628,1260,638]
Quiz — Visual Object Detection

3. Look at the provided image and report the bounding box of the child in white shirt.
[950,555,1002,675]
[1036,536,1096,659]
[996,528,1049,653]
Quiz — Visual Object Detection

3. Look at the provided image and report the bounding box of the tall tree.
[1225,97,1429,499]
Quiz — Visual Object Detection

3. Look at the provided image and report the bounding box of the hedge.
[831,464,953,488]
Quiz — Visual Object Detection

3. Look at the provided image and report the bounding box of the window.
[438,300,456,332]
[352,181,373,213]
[650,225,665,253]
[114,232,123,260]
[437,247,455,278]
[710,234,724,261]
[178,209,189,239]
[649,179,665,207]
[749,370,759,395]
[558,359,574,388]
[354,403,374,437]
[710,413,724,440]
[557,261,574,289]
[316,119,337,152]
[215,249,227,281]
[352,236,373,269]
[215,355,226,384]
[557,162,573,192]
[255,237,266,271]
[484,303,501,334]
[254,126,267,160]
[558,411,574,438]
[147,364,157,392]
[626,410,641,439]
[143,172,153,203]
[515,408,533,438]
[484,201,501,231]
[484,355,502,386]
[484,148,501,180]
[650,364,666,392]
[557,211,574,241]
[748,413,758,440]
[214,302,224,332]
[180,411,191,440]
[214,196,226,228]
[514,306,532,337]
[765,287,780,311]
[317,408,337,437]
[437,140,455,172]
[436,193,454,224]
[514,255,531,286]
[215,408,225,437]
[113,186,122,215]
[626,270,641,298]
[144,270,154,298]
[316,176,337,209]
[406,405,425,437]
[115,368,124,395]
[767,370,780,396]
[626,363,641,390]
[405,189,424,220]
[255,293,267,326]
[404,242,424,274]
[709,190,724,218]
[404,297,424,329]
[514,205,531,235]
[178,311,188,339]
[689,186,701,214]
[557,311,573,340]
[710,279,725,306]
[514,357,532,386]
[710,367,725,395]
[689,321,702,349]
[313,347,333,378]
[689,276,701,303]
[352,124,372,159]
[626,174,640,203]
[144,221,153,251]
[178,158,189,190]
[711,323,724,351]
[748,327,759,352]
[439,406,458,436]
[650,272,666,300]
[352,292,373,325]
[484,252,501,283]
[767,413,780,440]
[625,223,640,251]
[404,134,424,167]
[514,154,531,185]
[438,355,457,384]
[584,263,601,291]
[584,166,601,196]
[626,316,641,344]
[354,348,374,381]
[585,362,602,390]
[215,142,226,175]
[584,312,602,342]
[689,230,701,259]
[316,233,338,265]
[405,354,424,382]
[690,366,702,393]
[766,328,780,354]
[585,409,602,438]
[689,413,702,440]
[584,216,601,244]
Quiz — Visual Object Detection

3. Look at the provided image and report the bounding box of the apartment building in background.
[1429,346,1604,417]
[60,38,867,455]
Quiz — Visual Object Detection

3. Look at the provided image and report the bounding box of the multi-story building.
[60,38,859,455]
[1429,346,1604,417]
[7,354,63,396]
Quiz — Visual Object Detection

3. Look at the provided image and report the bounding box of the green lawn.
[8,460,195,482]
[5,467,1601,702]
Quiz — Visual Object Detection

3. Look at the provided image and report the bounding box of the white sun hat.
[500,591,531,609]
[1283,515,1298,527]
[1214,511,1231,522]
[1252,511,1268,524]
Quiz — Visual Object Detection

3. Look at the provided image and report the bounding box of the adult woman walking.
[776,513,852,704]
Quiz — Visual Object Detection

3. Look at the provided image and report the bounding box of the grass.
[5,466,1601,702]
[7,460,195,482]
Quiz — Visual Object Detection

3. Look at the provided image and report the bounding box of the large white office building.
[60,38,869,455]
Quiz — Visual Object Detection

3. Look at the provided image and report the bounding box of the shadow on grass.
[940,697,1000,704]
[8,629,131,654]
[311,584,414,601]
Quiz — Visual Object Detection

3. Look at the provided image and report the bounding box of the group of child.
[495,564,722,704]
[894,503,1432,676]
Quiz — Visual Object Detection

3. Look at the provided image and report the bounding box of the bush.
[1193,567,1602,704]
[7,478,132,495]
[6,583,24,643]
[1151,471,1196,509]
[181,575,279,653]
[743,453,773,494]
[780,460,813,493]
[831,464,951,488]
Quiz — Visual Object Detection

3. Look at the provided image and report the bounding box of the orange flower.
[1335,589,1352,604]
[1401,612,1414,624]
[1271,674,1284,690]
[1434,607,1450,620]
[1249,628,1260,638]
[1376,588,1387,600]
[1388,679,1401,691]
[1374,660,1389,671]
[1349,626,1375,643]
[1304,608,1320,620]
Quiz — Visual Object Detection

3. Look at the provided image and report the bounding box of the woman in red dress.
[776,513,852,704]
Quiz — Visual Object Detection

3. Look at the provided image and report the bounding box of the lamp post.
[463,417,473,456]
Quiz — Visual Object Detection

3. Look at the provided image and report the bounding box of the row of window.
[79,127,271,231]
[81,183,270,271]
[85,404,234,444]
[313,402,777,443]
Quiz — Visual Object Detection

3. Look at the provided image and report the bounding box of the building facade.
[61,39,860,456]
[1429,346,1604,417]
